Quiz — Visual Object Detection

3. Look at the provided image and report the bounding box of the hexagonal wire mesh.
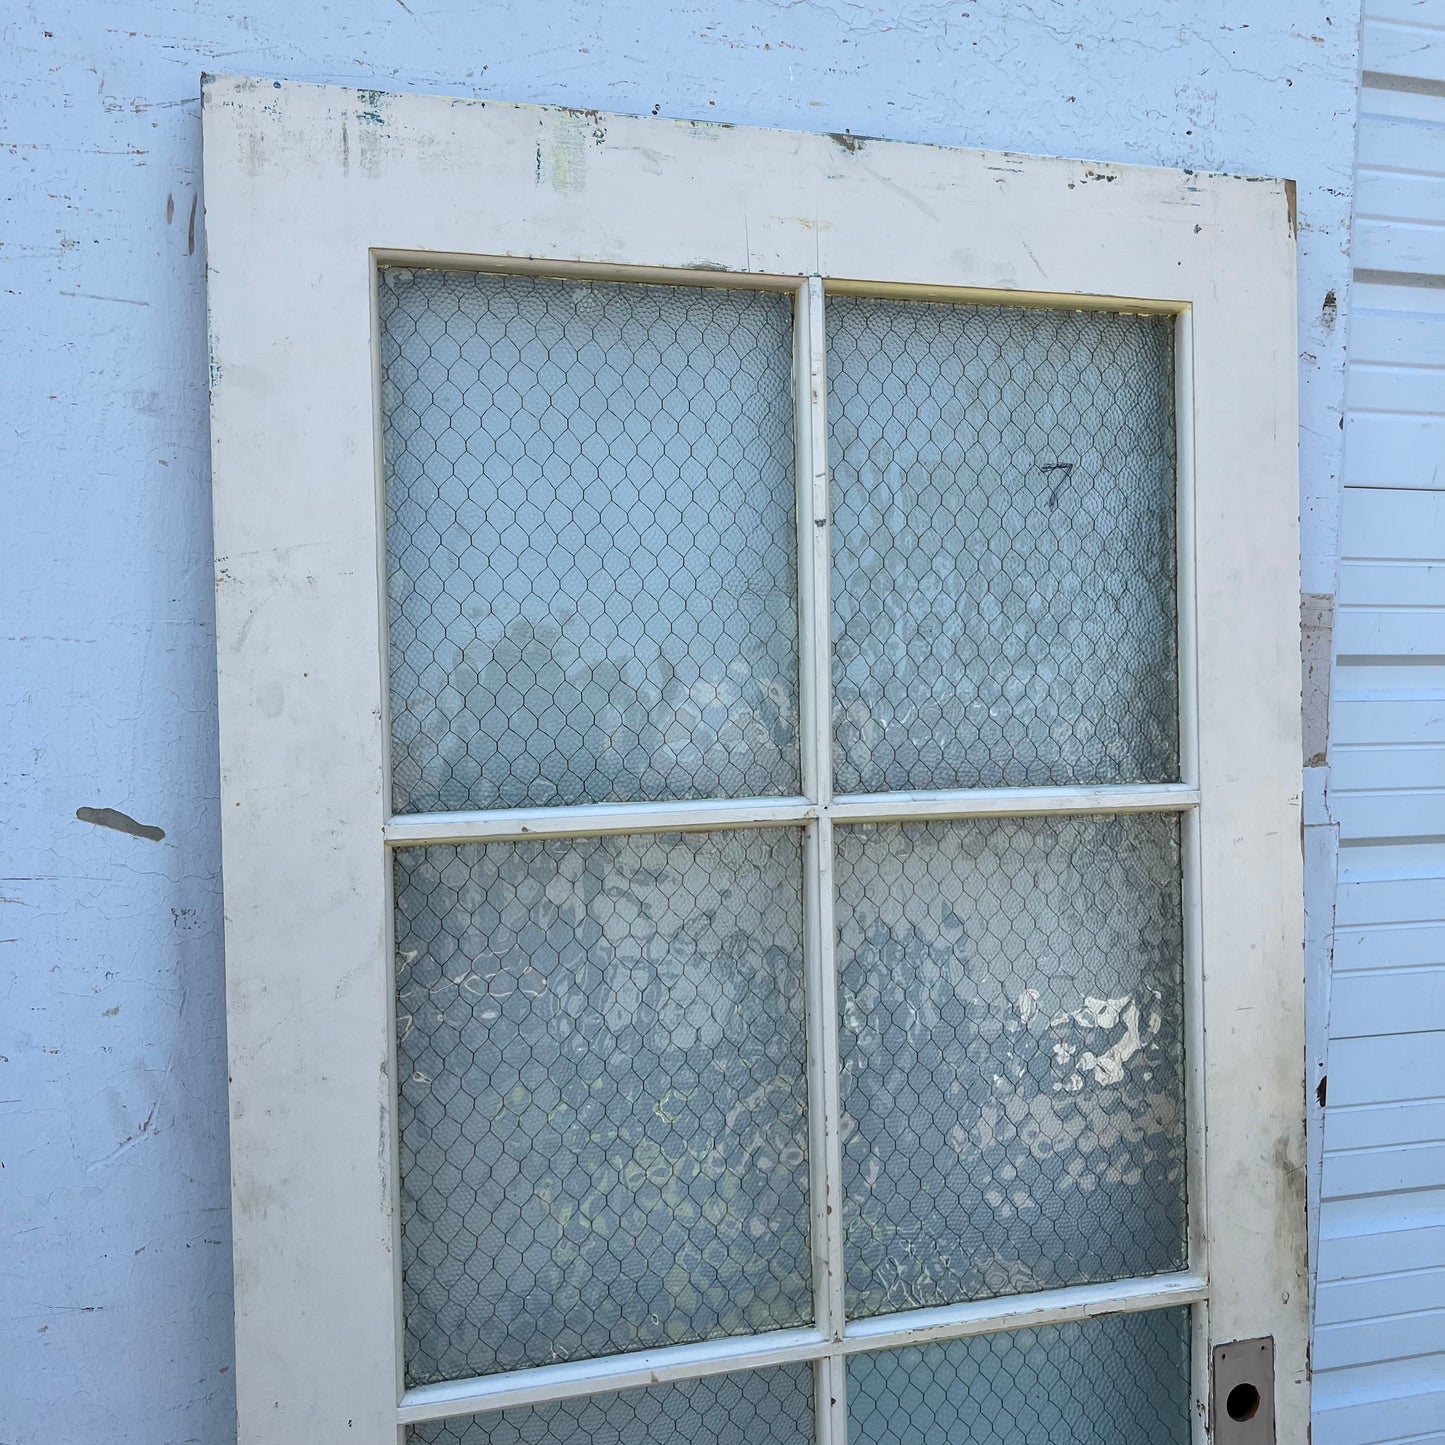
[847,1308,1192,1445]
[828,296,1178,795]
[407,1362,816,1445]
[379,266,1194,1430]
[836,812,1187,1319]
[380,268,801,815]
[394,829,812,1385]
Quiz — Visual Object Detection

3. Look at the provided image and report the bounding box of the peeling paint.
[1301,593,1334,768]
[537,113,589,193]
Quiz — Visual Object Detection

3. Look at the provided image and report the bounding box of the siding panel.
[1330,973,1445,1036]
[1319,1265,1445,1328]
[1365,17,1445,85]
[1340,413,1445,489]
[1322,13,1445,1440]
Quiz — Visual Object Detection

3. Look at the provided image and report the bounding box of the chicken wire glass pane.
[395,829,811,1384]
[836,813,1186,1318]
[407,1363,816,1445]
[828,297,1178,794]
[381,269,800,813]
[847,1308,1192,1445]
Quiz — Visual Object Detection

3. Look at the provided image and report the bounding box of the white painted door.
[203,77,1307,1445]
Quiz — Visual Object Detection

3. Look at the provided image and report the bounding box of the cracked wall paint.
[1,3,1360,1442]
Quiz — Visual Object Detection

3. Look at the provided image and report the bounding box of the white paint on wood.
[381,784,1201,845]
[400,1271,1209,1424]
[204,76,1307,1445]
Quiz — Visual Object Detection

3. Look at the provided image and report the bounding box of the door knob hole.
[1226,1383,1261,1423]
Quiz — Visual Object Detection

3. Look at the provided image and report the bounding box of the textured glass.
[381,268,799,813]
[828,297,1178,794]
[848,1308,1192,1445]
[408,1364,815,1445]
[395,830,811,1384]
[836,813,1186,1318]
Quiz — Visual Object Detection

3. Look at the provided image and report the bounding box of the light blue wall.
[1,5,1361,1442]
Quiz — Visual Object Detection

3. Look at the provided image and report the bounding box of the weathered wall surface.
[0,4,1360,1442]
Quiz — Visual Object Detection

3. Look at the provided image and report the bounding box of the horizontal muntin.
[828,782,1198,822]
[398,1326,827,1423]
[385,783,1199,847]
[385,795,816,844]
[397,1272,1207,1423]
[838,1270,1207,1353]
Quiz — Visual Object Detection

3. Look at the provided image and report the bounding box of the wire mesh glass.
[835,812,1187,1318]
[381,268,800,814]
[407,1363,816,1445]
[381,269,1197,1428]
[394,829,811,1384]
[847,1308,1193,1445]
[828,296,1178,795]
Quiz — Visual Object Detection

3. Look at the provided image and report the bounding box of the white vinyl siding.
[1317,7,1445,1442]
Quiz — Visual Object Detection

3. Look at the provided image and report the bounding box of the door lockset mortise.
[1213,1337,1275,1445]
